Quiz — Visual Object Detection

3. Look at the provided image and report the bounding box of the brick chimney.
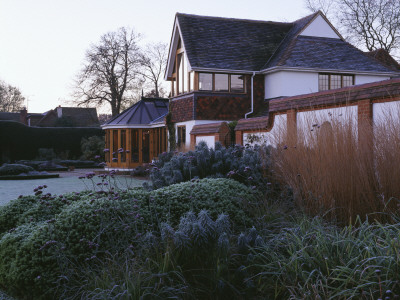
[20,107,27,125]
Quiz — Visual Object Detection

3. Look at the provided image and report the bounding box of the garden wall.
[235,78,400,145]
[0,121,104,163]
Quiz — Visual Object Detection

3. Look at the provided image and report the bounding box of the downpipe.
[245,72,256,119]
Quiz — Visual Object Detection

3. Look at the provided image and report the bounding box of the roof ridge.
[262,12,319,70]
[176,12,291,26]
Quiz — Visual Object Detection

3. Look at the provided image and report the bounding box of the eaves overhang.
[190,67,259,74]
[101,123,166,130]
[165,15,192,80]
[260,66,400,77]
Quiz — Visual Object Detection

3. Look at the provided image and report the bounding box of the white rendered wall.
[300,15,340,39]
[196,135,215,148]
[265,71,318,99]
[265,72,391,99]
[175,120,227,148]
[243,114,287,147]
[355,75,391,85]
[297,106,357,143]
[373,101,400,124]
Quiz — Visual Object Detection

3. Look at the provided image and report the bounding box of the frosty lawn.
[0,175,145,206]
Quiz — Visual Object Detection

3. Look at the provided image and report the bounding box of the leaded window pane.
[331,75,341,89]
[342,75,353,87]
[319,74,329,91]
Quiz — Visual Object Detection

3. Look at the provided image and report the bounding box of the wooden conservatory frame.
[104,127,168,170]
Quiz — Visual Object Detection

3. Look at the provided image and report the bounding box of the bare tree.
[304,0,335,17]
[304,0,400,56]
[0,80,25,112]
[339,0,400,54]
[73,27,141,116]
[138,42,168,98]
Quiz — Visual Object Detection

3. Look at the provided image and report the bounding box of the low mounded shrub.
[143,178,261,229]
[150,142,271,190]
[0,164,34,176]
[0,178,258,298]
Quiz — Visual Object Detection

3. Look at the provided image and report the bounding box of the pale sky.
[0,0,310,113]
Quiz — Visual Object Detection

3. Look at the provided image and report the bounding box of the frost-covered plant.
[0,164,34,176]
[150,141,271,190]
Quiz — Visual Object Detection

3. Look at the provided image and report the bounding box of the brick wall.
[170,74,265,122]
[169,95,194,123]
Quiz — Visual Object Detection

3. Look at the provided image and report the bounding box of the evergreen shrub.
[150,141,271,190]
[0,164,34,176]
[0,177,257,298]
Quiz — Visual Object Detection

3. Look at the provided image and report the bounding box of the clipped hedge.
[0,121,103,163]
[0,178,258,299]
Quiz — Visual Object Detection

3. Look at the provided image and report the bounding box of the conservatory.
[102,97,169,170]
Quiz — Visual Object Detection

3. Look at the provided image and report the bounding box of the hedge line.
[0,121,104,163]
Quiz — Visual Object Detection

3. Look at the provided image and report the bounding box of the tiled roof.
[177,12,397,74]
[59,107,99,127]
[262,12,318,69]
[365,49,400,71]
[235,116,270,131]
[272,36,395,72]
[0,112,20,122]
[104,97,169,126]
[190,122,227,135]
[177,13,292,71]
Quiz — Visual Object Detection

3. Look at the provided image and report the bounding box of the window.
[319,73,354,91]
[105,131,110,162]
[231,74,245,92]
[131,129,139,162]
[120,130,126,162]
[215,74,229,92]
[112,130,118,162]
[189,71,195,92]
[199,73,246,93]
[177,126,186,148]
[199,73,213,91]
[178,53,184,94]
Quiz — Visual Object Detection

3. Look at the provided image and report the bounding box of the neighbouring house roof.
[103,97,169,127]
[0,112,20,122]
[365,49,400,72]
[174,11,397,74]
[32,107,99,127]
[57,107,99,127]
[190,122,228,135]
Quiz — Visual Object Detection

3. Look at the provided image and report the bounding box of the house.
[102,11,400,170]
[164,11,400,148]
[102,97,169,170]
[26,106,100,127]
